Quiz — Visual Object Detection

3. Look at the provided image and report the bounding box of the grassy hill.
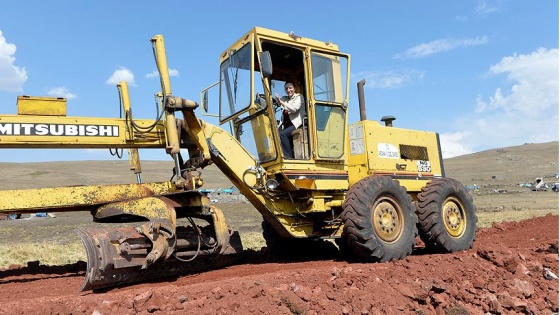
[443,141,558,224]
[444,141,558,189]
[0,142,557,267]
[1,141,557,190]
[0,141,557,219]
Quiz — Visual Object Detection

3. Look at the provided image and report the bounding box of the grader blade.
[77,225,243,291]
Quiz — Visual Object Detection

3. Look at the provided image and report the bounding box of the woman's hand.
[274,93,283,107]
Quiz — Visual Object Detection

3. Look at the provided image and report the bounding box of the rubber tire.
[416,178,478,253]
[261,220,338,261]
[341,176,417,262]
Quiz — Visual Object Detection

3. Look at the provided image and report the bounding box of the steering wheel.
[272,97,281,112]
[256,93,281,112]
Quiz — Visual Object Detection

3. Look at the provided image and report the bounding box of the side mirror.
[202,90,209,113]
[199,81,219,117]
[260,51,273,78]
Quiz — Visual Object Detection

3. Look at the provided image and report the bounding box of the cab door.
[309,52,350,161]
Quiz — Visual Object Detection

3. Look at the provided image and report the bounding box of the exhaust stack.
[357,79,367,121]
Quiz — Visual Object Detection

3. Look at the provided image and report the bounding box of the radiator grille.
[400,144,429,160]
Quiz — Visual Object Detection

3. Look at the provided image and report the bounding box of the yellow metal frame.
[0,115,166,148]
[0,27,448,242]
[17,96,67,116]
[0,182,179,212]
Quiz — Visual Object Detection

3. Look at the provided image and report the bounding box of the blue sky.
[0,1,558,162]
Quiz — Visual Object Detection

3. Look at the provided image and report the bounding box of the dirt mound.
[0,215,557,315]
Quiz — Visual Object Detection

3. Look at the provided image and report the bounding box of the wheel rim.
[371,196,404,243]
[442,196,467,238]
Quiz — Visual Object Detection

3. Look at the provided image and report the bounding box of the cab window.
[311,52,348,158]
[219,43,253,123]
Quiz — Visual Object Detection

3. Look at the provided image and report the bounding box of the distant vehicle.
[466,184,479,192]
[219,186,238,194]
[530,178,548,191]
[7,214,21,220]
[551,183,559,193]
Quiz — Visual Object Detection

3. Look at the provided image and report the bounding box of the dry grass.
[0,242,85,267]
[240,232,266,250]
[477,209,558,228]
[2,209,556,268]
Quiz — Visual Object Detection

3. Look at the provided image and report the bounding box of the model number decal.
[417,160,431,172]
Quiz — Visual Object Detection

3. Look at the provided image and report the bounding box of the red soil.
[0,215,558,315]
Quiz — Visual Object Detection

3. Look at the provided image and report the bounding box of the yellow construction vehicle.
[0,27,477,291]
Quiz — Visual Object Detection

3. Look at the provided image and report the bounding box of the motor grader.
[0,27,477,291]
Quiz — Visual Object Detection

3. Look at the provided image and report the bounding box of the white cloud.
[145,71,158,79]
[440,132,474,158]
[444,47,559,158]
[475,0,500,16]
[0,30,27,92]
[456,1,502,21]
[476,48,559,117]
[395,36,488,59]
[352,69,424,89]
[106,67,136,86]
[145,68,179,79]
[47,86,77,99]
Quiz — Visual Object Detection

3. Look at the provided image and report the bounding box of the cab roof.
[220,27,341,61]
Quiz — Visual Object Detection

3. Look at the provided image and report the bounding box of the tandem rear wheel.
[340,176,418,262]
[416,178,478,253]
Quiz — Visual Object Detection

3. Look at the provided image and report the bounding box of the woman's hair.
[284,82,295,90]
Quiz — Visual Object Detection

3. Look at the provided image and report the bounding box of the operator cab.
[215,27,350,167]
[260,42,308,160]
